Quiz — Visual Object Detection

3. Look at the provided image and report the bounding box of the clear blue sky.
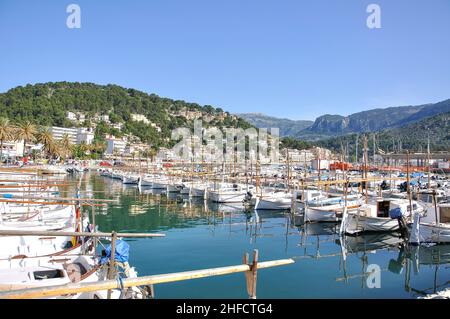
[1,0,449,120]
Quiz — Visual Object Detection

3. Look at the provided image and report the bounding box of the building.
[66,111,86,123]
[124,143,150,155]
[105,135,127,155]
[76,128,95,145]
[131,114,150,124]
[111,122,124,130]
[311,159,331,170]
[0,140,42,159]
[49,127,78,144]
[49,126,94,145]
[156,147,177,161]
[311,146,333,160]
[66,111,77,122]
[282,148,315,164]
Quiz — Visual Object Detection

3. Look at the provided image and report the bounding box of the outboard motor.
[389,207,409,238]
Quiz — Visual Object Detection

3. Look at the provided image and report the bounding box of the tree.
[0,117,13,163]
[16,121,37,157]
[37,127,59,159]
[59,133,73,159]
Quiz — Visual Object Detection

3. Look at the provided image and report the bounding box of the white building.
[49,127,78,144]
[0,140,42,159]
[66,111,77,122]
[49,126,94,145]
[311,159,331,170]
[282,149,315,164]
[76,128,95,145]
[105,135,127,155]
[66,111,86,123]
[157,147,177,161]
[131,114,150,124]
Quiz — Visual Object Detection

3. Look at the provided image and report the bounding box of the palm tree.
[59,133,73,159]
[16,121,37,157]
[36,127,58,159]
[0,117,13,163]
[149,147,158,162]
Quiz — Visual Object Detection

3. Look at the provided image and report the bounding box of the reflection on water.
[63,173,449,298]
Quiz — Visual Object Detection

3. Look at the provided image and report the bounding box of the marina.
[1,1,449,305]
[0,158,448,299]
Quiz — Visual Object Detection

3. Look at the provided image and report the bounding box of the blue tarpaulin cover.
[389,207,404,219]
[100,240,130,264]
[2,194,13,198]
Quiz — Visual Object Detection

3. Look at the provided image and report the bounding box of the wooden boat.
[0,254,142,299]
[254,191,292,210]
[207,183,253,203]
[410,203,450,244]
[341,198,424,235]
[303,194,363,223]
[122,174,139,185]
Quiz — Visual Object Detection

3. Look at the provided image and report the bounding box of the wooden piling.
[0,257,294,299]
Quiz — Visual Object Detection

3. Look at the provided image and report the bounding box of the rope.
[117,276,125,291]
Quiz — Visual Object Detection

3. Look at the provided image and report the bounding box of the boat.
[254,191,292,210]
[340,198,424,235]
[410,203,450,244]
[0,253,142,299]
[207,183,253,203]
[303,194,363,223]
[122,174,139,185]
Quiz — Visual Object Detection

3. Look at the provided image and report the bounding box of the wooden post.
[91,205,97,255]
[433,191,438,226]
[107,231,117,299]
[244,249,259,299]
[0,257,294,299]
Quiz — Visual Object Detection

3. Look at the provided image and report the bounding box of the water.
[69,173,450,298]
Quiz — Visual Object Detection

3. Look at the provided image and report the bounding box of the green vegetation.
[316,112,450,157]
[281,137,312,150]
[0,82,253,148]
[0,117,106,160]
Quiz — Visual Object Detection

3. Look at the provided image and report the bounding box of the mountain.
[317,112,450,156]
[237,113,313,137]
[304,99,450,136]
[0,82,254,147]
[238,99,450,142]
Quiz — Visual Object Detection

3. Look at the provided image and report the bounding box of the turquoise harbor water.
[69,173,449,298]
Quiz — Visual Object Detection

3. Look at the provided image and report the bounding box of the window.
[33,269,65,280]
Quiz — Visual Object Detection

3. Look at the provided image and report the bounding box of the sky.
[0,0,449,120]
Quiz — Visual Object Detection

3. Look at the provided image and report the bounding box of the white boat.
[0,254,142,299]
[292,189,328,213]
[151,176,169,189]
[0,219,79,260]
[254,191,292,210]
[303,194,363,223]
[167,180,182,193]
[1,204,75,223]
[341,198,424,235]
[410,203,450,244]
[207,183,253,203]
[122,174,139,185]
[138,175,153,187]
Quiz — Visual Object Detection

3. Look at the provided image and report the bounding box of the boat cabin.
[376,199,418,218]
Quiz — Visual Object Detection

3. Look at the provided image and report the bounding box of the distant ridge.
[238,99,450,141]
[238,113,313,137]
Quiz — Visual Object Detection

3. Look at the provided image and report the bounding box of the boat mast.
[406,150,413,223]
[363,135,369,204]
[427,130,431,190]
